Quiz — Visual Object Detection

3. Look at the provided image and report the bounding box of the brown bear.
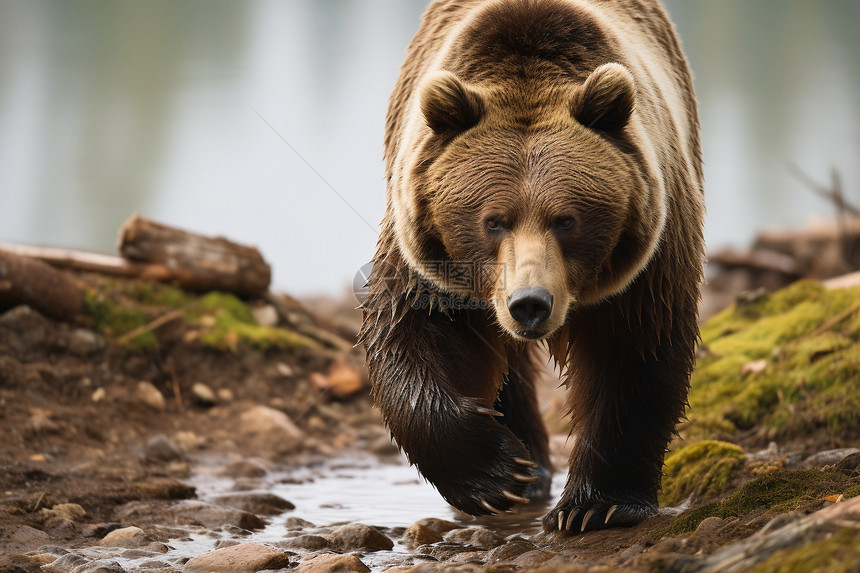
[359,0,703,534]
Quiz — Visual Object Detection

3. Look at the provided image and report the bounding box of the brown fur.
[361,0,703,532]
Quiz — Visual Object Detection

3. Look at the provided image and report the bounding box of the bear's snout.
[507,287,553,336]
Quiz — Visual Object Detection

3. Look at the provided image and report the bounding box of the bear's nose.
[507,287,553,331]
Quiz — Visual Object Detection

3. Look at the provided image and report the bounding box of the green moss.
[747,527,860,573]
[124,280,193,309]
[663,469,858,535]
[688,281,860,441]
[84,291,157,351]
[660,441,744,507]
[193,292,316,351]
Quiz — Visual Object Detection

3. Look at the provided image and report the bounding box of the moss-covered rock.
[194,292,317,351]
[747,527,860,573]
[687,281,860,444]
[663,469,859,536]
[660,441,744,507]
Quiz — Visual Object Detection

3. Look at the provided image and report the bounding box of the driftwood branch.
[118,214,271,298]
[0,249,87,322]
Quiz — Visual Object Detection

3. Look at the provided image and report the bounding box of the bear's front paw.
[424,408,543,516]
[543,499,656,534]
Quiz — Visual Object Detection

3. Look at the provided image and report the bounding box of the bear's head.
[394,63,666,341]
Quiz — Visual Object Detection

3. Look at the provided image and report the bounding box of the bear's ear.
[571,63,636,132]
[419,71,484,134]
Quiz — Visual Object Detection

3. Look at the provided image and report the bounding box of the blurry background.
[1,0,858,296]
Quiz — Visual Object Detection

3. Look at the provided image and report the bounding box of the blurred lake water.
[1,0,858,295]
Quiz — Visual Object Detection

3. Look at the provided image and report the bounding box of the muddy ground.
[1,272,859,572]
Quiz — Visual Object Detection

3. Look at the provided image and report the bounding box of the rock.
[219,459,269,478]
[802,448,860,468]
[214,493,295,515]
[296,553,370,573]
[192,382,217,406]
[71,559,126,573]
[91,387,107,403]
[185,542,292,572]
[132,477,196,500]
[285,517,316,530]
[135,381,165,412]
[486,539,538,563]
[444,527,502,550]
[280,534,330,551]
[513,550,557,568]
[116,500,264,531]
[405,523,443,549]
[252,304,280,328]
[41,553,89,572]
[239,405,305,455]
[145,434,183,462]
[66,328,104,357]
[836,451,860,476]
[310,363,366,399]
[696,516,725,532]
[42,503,87,522]
[217,388,235,403]
[328,523,394,552]
[101,526,147,548]
[413,517,463,535]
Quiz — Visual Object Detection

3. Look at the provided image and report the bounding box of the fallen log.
[0,249,87,322]
[118,215,271,299]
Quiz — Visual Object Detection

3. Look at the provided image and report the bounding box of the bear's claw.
[480,499,503,514]
[502,490,530,504]
[544,501,655,534]
[510,472,541,484]
[474,406,504,417]
[514,457,539,468]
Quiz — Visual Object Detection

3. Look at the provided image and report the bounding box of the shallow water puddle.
[95,449,562,571]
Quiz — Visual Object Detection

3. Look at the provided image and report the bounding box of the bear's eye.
[554,217,575,232]
[486,217,505,232]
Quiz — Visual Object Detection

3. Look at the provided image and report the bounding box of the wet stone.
[219,459,269,478]
[296,553,370,573]
[328,523,394,552]
[285,517,316,530]
[101,525,148,548]
[486,539,539,563]
[444,526,502,550]
[280,534,331,551]
[214,492,296,515]
[405,523,443,549]
[513,549,558,567]
[185,542,292,572]
[7,524,52,552]
[413,517,463,535]
[42,553,90,572]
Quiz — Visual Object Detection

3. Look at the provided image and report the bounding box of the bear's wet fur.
[360,0,703,533]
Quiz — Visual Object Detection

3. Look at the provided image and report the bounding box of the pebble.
[135,381,165,412]
[296,553,370,573]
[328,523,394,552]
[185,542,292,572]
[696,516,725,532]
[513,549,558,567]
[280,534,331,551]
[405,523,443,548]
[217,388,235,402]
[285,517,316,530]
[145,434,184,462]
[214,492,296,515]
[252,304,280,328]
[42,553,89,572]
[486,539,539,563]
[192,382,217,406]
[100,526,147,548]
[66,328,104,357]
[413,517,463,535]
[802,448,860,468]
[239,405,305,454]
[219,459,269,478]
[444,526,502,550]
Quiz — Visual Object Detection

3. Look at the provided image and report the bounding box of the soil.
[1,273,859,572]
